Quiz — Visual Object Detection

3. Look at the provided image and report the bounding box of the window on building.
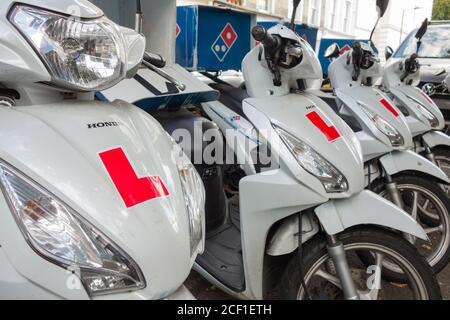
[226,0,245,6]
[310,0,319,25]
[343,0,351,33]
[257,0,272,12]
[330,0,338,29]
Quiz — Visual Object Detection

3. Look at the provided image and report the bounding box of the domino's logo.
[176,23,181,38]
[211,23,238,62]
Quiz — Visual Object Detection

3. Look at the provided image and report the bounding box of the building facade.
[289,0,433,51]
[177,0,289,20]
[177,0,434,52]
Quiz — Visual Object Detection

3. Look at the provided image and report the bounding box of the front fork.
[384,174,416,243]
[424,146,437,165]
[326,235,359,300]
[422,143,448,194]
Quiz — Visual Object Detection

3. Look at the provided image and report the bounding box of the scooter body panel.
[390,85,445,131]
[335,86,414,150]
[0,100,194,299]
[379,150,450,184]
[238,168,327,299]
[315,190,428,240]
[201,100,260,175]
[243,93,365,198]
[422,130,450,149]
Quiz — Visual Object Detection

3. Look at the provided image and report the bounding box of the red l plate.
[380,98,399,117]
[306,111,341,142]
[99,148,169,208]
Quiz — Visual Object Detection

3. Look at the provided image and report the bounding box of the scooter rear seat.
[209,83,249,121]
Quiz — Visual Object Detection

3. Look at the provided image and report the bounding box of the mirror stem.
[369,17,380,43]
[135,0,143,34]
[289,1,301,31]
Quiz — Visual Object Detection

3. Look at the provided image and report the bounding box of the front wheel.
[372,174,450,274]
[432,147,450,196]
[278,228,441,300]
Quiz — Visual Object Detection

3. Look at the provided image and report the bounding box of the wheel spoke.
[422,199,430,211]
[359,253,384,300]
[315,269,342,289]
[410,191,419,220]
[425,225,444,235]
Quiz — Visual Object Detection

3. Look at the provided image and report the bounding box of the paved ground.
[437,264,450,300]
[187,264,450,300]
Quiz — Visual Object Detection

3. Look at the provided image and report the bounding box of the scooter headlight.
[9,5,126,91]
[406,96,440,128]
[171,140,205,256]
[417,104,439,128]
[274,126,348,193]
[0,162,145,297]
[360,105,405,147]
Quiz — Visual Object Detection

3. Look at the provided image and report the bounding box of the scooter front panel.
[243,93,365,197]
[0,101,193,299]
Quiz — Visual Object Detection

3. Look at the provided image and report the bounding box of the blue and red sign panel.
[176,5,253,71]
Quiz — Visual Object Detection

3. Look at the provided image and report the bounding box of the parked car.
[394,22,450,96]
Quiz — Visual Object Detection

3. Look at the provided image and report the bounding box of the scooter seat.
[209,83,249,121]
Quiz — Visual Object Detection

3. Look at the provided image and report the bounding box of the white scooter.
[317,1,450,275]
[383,20,450,193]
[0,0,205,300]
[129,0,441,300]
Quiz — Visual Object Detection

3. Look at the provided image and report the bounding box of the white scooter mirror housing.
[5,1,144,92]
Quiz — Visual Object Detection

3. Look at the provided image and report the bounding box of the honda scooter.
[0,0,205,300]
[383,20,450,195]
[110,0,442,300]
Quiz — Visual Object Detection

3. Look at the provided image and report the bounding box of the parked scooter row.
[315,17,450,275]
[0,0,446,300]
[108,0,444,300]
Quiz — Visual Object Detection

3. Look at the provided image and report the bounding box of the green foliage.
[433,0,450,20]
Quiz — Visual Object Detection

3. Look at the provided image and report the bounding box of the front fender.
[380,150,450,184]
[315,190,427,240]
[422,131,450,149]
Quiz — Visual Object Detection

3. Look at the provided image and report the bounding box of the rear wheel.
[372,175,450,275]
[278,228,441,300]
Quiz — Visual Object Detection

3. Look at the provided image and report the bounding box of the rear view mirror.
[376,0,389,18]
[324,43,340,59]
[415,19,428,41]
[385,46,394,61]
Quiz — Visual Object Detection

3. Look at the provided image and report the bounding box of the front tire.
[372,174,450,274]
[278,228,441,300]
[432,147,450,195]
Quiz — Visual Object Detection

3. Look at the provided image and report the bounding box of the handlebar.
[251,26,281,51]
[401,53,419,82]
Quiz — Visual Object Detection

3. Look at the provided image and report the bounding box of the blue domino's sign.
[176,5,253,71]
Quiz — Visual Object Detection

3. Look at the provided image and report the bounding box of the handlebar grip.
[143,52,166,69]
[251,26,279,50]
